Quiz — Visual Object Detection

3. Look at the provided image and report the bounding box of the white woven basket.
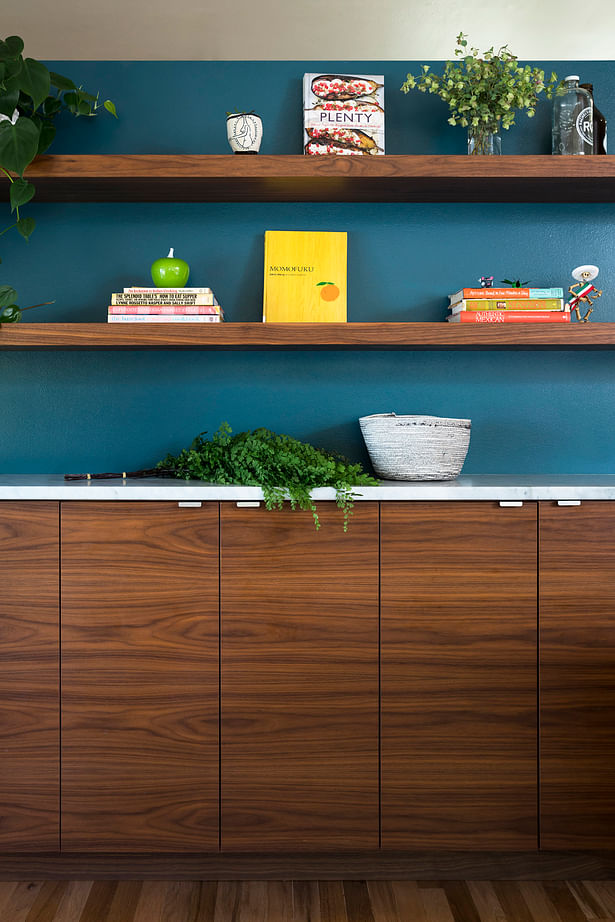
[359,413,471,481]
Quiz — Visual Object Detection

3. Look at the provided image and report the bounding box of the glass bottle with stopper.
[552,76,593,155]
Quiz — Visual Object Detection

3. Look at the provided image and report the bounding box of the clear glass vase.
[467,123,502,155]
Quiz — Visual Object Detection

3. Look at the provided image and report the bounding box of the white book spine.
[107,314,222,323]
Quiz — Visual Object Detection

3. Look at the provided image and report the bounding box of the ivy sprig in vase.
[401,32,560,154]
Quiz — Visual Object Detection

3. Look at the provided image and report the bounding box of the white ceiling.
[4,0,615,60]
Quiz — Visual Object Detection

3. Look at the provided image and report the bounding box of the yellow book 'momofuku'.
[263,230,347,322]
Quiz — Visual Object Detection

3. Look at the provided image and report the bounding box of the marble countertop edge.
[1,475,615,501]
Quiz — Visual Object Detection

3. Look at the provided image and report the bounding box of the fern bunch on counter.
[157,423,378,530]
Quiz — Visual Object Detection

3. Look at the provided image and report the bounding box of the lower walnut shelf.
[2,322,615,350]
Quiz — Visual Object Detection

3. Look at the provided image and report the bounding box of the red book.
[447,311,571,323]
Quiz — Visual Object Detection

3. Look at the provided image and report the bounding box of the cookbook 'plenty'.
[303,73,385,156]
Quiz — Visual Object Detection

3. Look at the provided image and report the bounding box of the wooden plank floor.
[1,879,614,921]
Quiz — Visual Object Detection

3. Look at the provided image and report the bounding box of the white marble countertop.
[1,474,615,501]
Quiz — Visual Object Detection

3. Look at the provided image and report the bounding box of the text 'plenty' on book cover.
[303,73,384,155]
[263,230,347,322]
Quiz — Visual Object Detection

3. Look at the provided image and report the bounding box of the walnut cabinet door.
[540,501,615,848]
[381,501,538,850]
[220,502,379,851]
[0,502,60,852]
[61,502,219,852]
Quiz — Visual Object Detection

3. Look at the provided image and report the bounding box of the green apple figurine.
[150,247,190,287]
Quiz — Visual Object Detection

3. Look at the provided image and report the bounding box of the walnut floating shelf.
[5,154,615,203]
[3,322,615,351]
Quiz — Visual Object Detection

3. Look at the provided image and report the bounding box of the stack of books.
[107,287,223,323]
[446,286,569,323]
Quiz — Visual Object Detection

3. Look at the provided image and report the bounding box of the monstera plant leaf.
[0,86,19,118]
[9,177,35,211]
[0,118,40,175]
[18,57,51,111]
[0,285,17,307]
[0,36,24,60]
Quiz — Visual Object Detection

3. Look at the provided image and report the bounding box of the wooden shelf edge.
[2,322,615,350]
[18,154,615,179]
[2,154,615,203]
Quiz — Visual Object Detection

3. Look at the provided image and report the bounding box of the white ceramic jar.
[226,112,263,154]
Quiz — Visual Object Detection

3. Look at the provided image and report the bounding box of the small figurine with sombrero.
[567,265,603,322]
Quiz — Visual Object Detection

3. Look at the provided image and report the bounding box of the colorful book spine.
[107,314,222,323]
[111,292,215,305]
[449,287,564,303]
[447,311,571,323]
[449,299,564,314]
[108,304,221,315]
[123,287,212,293]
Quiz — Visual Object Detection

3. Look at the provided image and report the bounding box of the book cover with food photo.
[263,230,347,322]
[303,73,384,155]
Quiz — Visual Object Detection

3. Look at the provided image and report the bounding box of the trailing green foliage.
[157,423,378,530]
[0,34,116,319]
[0,34,117,179]
[401,32,560,154]
[0,283,18,322]
[0,281,54,323]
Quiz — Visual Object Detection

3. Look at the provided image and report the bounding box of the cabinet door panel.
[381,502,538,850]
[540,501,615,848]
[220,503,379,851]
[61,502,219,852]
[0,502,59,852]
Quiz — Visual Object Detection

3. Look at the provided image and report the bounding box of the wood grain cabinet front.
[381,501,538,850]
[540,501,615,849]
[0,502,60,852]
[60,502,219,852]
[220,502,380,851]
[8,494,615,859]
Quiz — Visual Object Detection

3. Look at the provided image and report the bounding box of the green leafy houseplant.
[158,424,378,530]
[65,424,379,531]
[0,35,117,239]
[0,284,53,324]
[401,32,559,154]
[0,34,116,322]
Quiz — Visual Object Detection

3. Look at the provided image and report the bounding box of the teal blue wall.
[2,61,615,474]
